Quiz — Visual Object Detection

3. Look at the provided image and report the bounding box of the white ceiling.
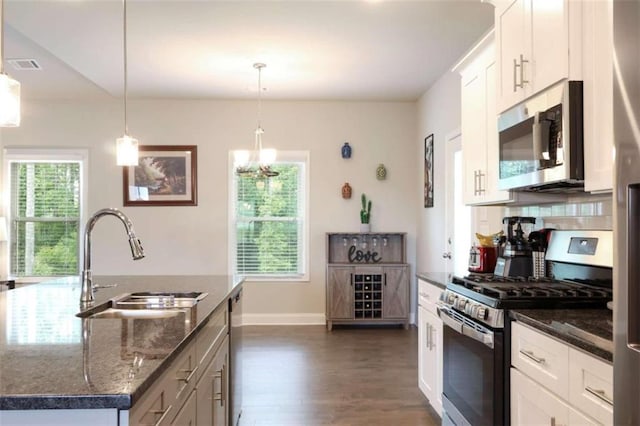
[3,0,494,101]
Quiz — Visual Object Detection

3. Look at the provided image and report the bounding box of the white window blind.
[9,161,81,277]
[233,159,307,278]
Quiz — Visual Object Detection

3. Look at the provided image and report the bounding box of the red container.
[468,245,498,273]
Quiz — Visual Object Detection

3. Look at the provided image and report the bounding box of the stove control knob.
[476,307,487,320]
[456,298,467,310]
[447,293,457,304]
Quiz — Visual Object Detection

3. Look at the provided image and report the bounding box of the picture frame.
[123,145,198,206]
[424,134,434,208]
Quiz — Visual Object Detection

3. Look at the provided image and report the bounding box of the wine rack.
[354,273,383,318]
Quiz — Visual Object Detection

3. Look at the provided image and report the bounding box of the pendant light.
[0,0,20,127]
[234,63,279,178]
[116,0,138,166]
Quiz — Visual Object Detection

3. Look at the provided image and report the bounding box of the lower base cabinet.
[511,368,598,426]
[326,264,410,330]
[129,305,230,426]
[196,336,229,426]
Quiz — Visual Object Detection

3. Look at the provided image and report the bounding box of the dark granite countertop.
[509,309,613,363]
[416,272,447,289]
[0,275,242,411]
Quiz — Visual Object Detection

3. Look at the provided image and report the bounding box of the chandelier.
[234,63,279,178]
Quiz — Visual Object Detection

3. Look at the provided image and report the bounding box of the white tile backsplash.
[498,193,612,231]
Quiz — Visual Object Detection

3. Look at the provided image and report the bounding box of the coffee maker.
[494,216,536,277]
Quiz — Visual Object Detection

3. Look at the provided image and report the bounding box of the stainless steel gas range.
[439,230,613,426]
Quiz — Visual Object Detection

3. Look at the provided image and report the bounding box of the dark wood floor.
[239,325,440,426]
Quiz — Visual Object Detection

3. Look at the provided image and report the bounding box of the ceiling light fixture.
[0,0,20,127]
[116,0,138,166]
[234,63,279,178]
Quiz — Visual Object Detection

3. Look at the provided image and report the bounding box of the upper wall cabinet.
[494,0,582,113]
[582,0,613,193]
[457,31,512,205]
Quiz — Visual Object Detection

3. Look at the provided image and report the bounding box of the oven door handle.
[438,306,494,349]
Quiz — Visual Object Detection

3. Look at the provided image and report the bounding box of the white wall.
[416,71,461,276]
[1,99,418,322]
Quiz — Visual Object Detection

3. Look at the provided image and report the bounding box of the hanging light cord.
[123,0,129,135]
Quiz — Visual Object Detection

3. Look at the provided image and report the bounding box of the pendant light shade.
[116,0,139,166]
[234,63,279,178]
[0,0,20,127]
[116,134,139,166]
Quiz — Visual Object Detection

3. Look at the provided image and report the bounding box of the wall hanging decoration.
[341,142,352,159]
[123,145,198,206]
[360,193,372,232]
[424,134,434,208]
[376,163,387,180]
[341,182,352,199]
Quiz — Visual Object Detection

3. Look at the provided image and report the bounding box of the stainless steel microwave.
[497,80,584,192]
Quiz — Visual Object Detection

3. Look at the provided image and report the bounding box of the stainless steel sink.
[76,291,207,319]
[81,308,186,320]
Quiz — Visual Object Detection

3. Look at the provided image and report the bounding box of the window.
[4,149,87,278]
[230,151,309,280]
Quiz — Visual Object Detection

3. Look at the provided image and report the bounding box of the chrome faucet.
[80,208,145,305]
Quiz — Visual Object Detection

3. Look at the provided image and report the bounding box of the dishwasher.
[229,286,243,426]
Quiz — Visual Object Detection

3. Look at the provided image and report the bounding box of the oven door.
[438,305,505,426]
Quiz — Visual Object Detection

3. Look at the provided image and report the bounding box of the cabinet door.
[496,0,528,112]
[171,390,197,426]
[530,0,567,94]
[196,336,229,426]
[511,368,570,426]
[327,266,353,319]
[419,308,443,417]
[484,60,512,204]
[382,266,409,319]
[582,0,613,193]
[461,69,487,205]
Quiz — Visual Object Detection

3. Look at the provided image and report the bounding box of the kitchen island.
[0,275,242,425]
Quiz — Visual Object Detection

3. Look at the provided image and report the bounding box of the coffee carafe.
[494,216,536,277]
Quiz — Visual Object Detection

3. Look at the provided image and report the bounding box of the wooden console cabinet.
[325,233,409,330]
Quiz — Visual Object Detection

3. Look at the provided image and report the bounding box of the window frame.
[3,148,89,282]
[228,150,310,282]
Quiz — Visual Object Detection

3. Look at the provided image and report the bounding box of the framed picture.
[123,145,198,206]
[424,134,434,208]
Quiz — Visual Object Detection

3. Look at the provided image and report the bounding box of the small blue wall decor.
[341,142,352,159]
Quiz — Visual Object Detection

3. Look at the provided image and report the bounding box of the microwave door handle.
[532,112,552,169]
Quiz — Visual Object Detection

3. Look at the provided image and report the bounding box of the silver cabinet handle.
[442,252,452,259]
[429,324,435,351]
[513,58,519,92]
[177,367,197,384]
[213,361,227,405]
[585,386,614,406]
[425,324,431,349]
[473,170,479,195]
[149,405,173,426]
[519,54,529,86]
[477,170,485,194]
[519,349,545,364]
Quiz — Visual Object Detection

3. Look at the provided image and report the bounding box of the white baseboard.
[242,313,326,326]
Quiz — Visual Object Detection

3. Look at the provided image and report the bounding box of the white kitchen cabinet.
[510,321,612,425]
[582,0,613,193]
[457,31,512,206]
[495,0,580,113]
[196,336,229,426]
[417,279,443,417]
[171,390,197,426]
